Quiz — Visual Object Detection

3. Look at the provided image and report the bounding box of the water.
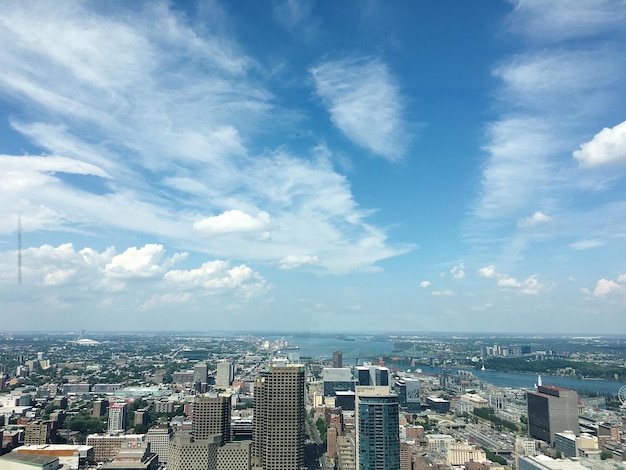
[413,365,626,396]
[265,334,626,396]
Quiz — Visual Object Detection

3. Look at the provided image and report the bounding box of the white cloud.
[450,263,466,279]
[0,0,412,274]
[310,57,411,161]
[507,0,626,41]
[517,211,551,228]
[618,274,626,283]
[431,290,453,296]
[593,278,622,296]
[194,210,271,236]
[278,255,319,270]
[139,292,193,311]
[498,277,521,288]
[104,244,168,279]
[573,120,626,168]
[478,265,498,279]
[569,240,603,251]
[420,280,430,288]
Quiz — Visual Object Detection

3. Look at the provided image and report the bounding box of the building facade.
[253,362,305,470]
[192,394,231,445]
[356,387,400,470]
[527,385,579,444]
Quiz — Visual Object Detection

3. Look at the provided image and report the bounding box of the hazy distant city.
[0,332,625,469]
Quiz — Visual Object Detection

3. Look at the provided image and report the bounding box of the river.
[265,334,626,396]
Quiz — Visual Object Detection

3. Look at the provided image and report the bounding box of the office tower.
[193,363,208,385]
[253,362,305,470]
[527,385,579,444]
[216,360,234,388]
[168,433,220,470]
[356,366,390,389]
[322,367,356,397]
[193,394,231,445]
[93,399,108,418]
[217,441,252,470]
[333,349,343,368]
[108,403,127,433]
[146,425,172,464]
[356,386,400,470]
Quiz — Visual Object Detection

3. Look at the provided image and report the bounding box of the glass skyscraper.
[356,388,400,470]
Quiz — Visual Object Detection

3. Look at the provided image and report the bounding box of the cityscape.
[1,1,626,470]
[0,332,625,469]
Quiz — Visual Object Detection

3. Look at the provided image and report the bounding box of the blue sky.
[1,0,626,334]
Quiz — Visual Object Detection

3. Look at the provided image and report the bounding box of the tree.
[600,451,613,460]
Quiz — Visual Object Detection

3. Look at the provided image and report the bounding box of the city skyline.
[1,1,626,333]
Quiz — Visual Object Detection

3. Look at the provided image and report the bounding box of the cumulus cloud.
[450,263,466,279]
[194,210,271,236]
[478,264,548,295]
[311,57,411,161]
[278,255,319,270]
[593,278,622,296]
[420,280,430,288]
[104,244,168,279]
[478,265,498,279]
[573,120,626,168]
[518,211,551,228]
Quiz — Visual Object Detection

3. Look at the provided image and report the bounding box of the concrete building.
[24,421,52,445]
[102,440,158,470]
[93,400,108,418]
[145,425,172,464]
[15,444,94,470]
[356,366,390,389]
[395,378,420,411]
[193,363,208,385]
[333,350,343,368]
[217,441,251,470]
[253,362,305,470]
[446,443,487,466]
[86,434,146,463]
[527,385,579,444]
[168,433,220,470]
[108,403,127,434]
[192,394,231,445]
[322,368,356,397]
[426,434,455,452]
[355,386,400,470]
[554,431,599,458]
[0,453,59,470]
[216,361,234,388]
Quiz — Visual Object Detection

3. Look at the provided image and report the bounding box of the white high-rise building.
[108,403,127,433]
[216,360,234,388]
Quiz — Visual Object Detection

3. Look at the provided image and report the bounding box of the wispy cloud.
[310,57,412,161]
[0,2,409,274]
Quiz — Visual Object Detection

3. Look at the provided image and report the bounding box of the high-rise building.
[168,433,220,470]
[108,403,127,434]
[146,425,172,464]
[193,363,208,385]
[333,350,343,368]
[527,385,579,444]
[216,360,234,388]
[356,366,390,389]
[253,362,305,470]
[192,394,231,446]
[356,386,400,470]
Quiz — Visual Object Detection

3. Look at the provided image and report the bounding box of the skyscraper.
[356,386,400,470]
[216,360,234,388]
[333,349,343,368]
[168,433,220,470]
[253,362,305,470]
[527,385,579,444]
[108,402,127,434]
[193,362,208,385]
[193,394,231,446]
